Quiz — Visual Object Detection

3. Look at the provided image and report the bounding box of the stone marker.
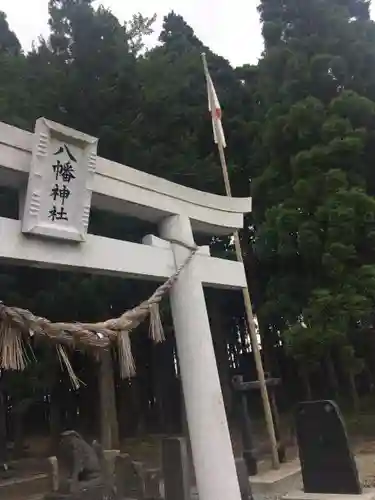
[114,453,144,498]
[47,456,59,492]
[295,400,361,494]
[162,437,190,500]
[143,467,162,499]
[100,449,119,496]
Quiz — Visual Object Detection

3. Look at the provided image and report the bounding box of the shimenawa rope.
[0,239,199,385]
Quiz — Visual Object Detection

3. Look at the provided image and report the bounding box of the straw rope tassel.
[149,302,165,343]
[146,243,199,343]
[0,321,27,371]
[56,345,81,390]
[117,330,136,379]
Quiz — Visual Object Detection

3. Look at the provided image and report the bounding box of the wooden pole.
[202,53,280,469]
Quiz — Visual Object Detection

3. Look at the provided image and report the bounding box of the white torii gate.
[0,118,253,500]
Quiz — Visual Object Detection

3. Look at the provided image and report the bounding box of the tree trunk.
[348,369,360,414]
[258,318,280,378]
[339,347,360,414]
[49,386,61,455]
[99,350,119,449]
[0,390,7,465]
[151,344,165,433]
[300,366,312,401]
[13,412,24,458]
[325,355,339,400]
[151,335,179,434]
[364,365,374,393]
[207,296,233,417]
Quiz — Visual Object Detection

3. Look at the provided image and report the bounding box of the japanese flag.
[202,53,226,148]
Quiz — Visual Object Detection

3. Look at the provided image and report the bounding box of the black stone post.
[232,375,287,474]
[235,457,254,500]
[232,376,258,476]
[162,437,191,500]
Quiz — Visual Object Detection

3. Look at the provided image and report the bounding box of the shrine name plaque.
[22,117,98,242]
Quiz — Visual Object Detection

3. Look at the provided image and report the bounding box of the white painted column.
[159,214,241,500]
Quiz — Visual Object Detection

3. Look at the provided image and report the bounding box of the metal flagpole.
[202,53,280,469]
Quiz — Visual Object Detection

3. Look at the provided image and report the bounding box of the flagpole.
[201,53,280,470]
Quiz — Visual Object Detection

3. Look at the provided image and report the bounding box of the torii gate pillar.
[160,215,242,500]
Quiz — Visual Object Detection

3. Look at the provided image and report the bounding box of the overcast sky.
[1,0,263,67]
[3,1,375,67]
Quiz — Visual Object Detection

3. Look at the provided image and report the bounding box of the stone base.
[249,460,302,496]
[282,489,375,500]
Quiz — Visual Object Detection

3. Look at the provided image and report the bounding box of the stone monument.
[295,400,361,495]
[282,400,375,500]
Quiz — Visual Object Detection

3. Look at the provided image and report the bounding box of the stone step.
[0,473,49,500]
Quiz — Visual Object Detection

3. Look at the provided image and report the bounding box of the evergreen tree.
[253,0,375,399]
[131,12,254,194]
[0,12,32,129]
[0,12,20,56]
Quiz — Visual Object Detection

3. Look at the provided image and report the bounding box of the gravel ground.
[356,453,375,488]
[241,450,375,500]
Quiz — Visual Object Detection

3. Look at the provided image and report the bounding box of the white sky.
[0,0,263,67]
[2,1,375,67]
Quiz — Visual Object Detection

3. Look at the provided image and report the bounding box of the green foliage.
[0,12,20,56]
[253,0,375,372]
[126,13,157,55]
